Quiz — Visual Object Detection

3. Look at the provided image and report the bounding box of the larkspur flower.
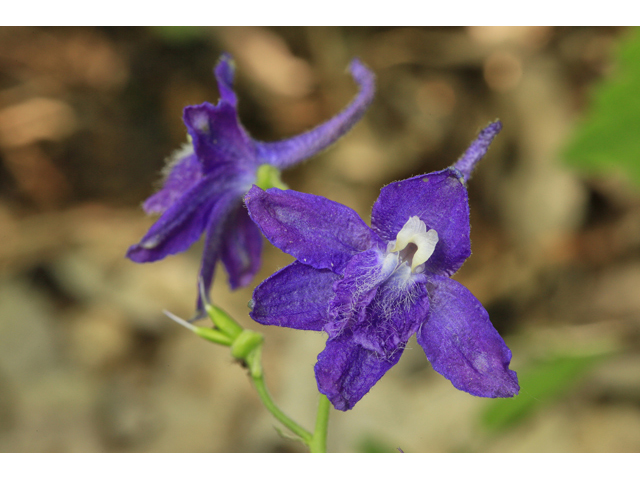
[126,53,375,315]
[245,121,519,411]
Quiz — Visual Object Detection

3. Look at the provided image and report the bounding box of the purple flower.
[245,121,519,411]
[126,53,375,315]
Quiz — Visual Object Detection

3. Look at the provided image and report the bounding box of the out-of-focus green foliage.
[358,435,399,453]
[564,27,640,185]
[149,26,209,45]
[480,353,607,432]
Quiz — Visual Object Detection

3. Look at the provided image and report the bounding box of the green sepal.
[255,164,288,191]
[231,330,264,360]
[205,304,243,339]
[193,326,234,346]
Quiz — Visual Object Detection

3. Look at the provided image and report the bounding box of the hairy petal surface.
[245,185,380,273]
[315,332,403,411]
[418,275,519,398]
[183,102,258,173]
[453,121,502,183]
[220,205,263,290]
[254,59,375,169]
[250,261,339,331]
[353,272,429,357]
[371,170,471,276]
[143,147,203,215]
[324,249,388,339]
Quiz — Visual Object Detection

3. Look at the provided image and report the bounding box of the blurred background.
[1,26,640,452]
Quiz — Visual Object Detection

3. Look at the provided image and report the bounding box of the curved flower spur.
[245,121,519,411]
[127,53,375,316]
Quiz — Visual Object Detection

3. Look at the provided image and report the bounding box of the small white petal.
[389,216,426,253]
[388,216,439,272]
[411,229,438,271]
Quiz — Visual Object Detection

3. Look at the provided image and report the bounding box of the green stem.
[309,394,331,453]
[248,344,313,445]
[172,305,328,451]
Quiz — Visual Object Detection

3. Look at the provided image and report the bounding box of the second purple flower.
[127,53,375,316]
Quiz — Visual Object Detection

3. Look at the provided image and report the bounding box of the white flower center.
[387,216,438,273]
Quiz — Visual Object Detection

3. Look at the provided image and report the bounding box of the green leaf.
[564,27,640,186]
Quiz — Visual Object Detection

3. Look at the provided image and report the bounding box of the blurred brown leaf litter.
[1,26,640,452]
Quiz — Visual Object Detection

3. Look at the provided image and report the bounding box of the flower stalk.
[165,304,331,452]
[309,395,331,453]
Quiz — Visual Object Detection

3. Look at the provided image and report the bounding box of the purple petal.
[245,185,380,273]
[315,332,403,411]
[371,170,471,277]
[254,58,375,169]
[453,121,502,183]
[220,205,263,290]
[250,261,339,331]
[324,249,388,338]
[417,275,519,398]
[352,273,429,357]
[143,146,203,215]
[214,53,237,108]
[194,191,245,316]
[127,178,229,263]
[183,102,258,174]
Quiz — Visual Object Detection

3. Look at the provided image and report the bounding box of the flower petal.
[254,58,375,169]
[315,332,403,411]
[453,121,502,183]
[352,272,429,357]
[417,275,519,398]
[245,185,380,273]
[220,205,263,289]
[214,53,238,108]
[194,191,245,316]
[250,261,338,331]
[143,145,203,215]
[183,102,258,174]
[371,169,471,276]
[127,177,228,263]
[324,249,389,338]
